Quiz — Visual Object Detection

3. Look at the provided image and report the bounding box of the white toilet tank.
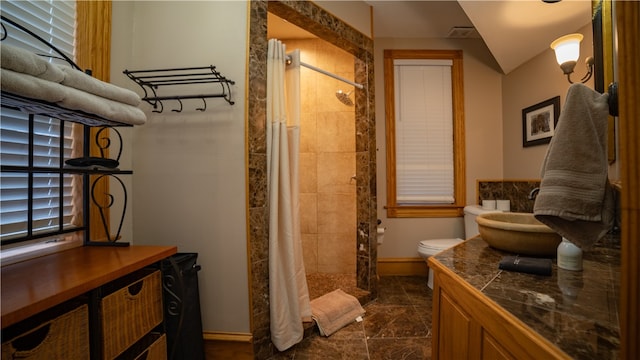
[463,205,500,238]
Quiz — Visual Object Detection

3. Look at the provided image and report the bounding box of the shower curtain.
[267,39,312,351]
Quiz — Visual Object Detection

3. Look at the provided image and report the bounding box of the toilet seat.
[418,238,464,290]
[419,238,463,251]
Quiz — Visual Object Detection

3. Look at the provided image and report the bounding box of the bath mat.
[310,289,365,336]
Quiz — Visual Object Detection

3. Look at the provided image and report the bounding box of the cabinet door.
[437,290,474,359]
[430,257,570,360]
[481,331,515,360]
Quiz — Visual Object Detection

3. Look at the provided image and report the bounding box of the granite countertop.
[433,235,620,359]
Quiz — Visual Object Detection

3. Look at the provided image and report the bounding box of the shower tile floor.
[271,275,433,359]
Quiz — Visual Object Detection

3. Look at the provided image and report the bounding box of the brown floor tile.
[363,303,430,339]
[367,337,432,360]
[292,334,369,359]
[268,275,432,359]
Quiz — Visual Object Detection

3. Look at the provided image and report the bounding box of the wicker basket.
[101,270,163,359]
[1,304,90,360]
[134,334,167,360]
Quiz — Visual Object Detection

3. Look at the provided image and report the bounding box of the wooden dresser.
[1,245,177,359]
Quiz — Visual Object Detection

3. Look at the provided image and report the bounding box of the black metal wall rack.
[123,66,235,113]
[1,15,132,247]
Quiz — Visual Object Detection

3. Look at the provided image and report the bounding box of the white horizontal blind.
[394,59,454,204]
[1,1,77,242]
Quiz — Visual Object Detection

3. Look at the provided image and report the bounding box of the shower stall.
[278,38,359,296]
[253,3,376,355]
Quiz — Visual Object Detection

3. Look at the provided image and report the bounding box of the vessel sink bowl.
[476,212,561,256]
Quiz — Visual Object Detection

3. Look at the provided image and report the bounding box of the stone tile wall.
[283,38,357,275]
[476,179,541,213]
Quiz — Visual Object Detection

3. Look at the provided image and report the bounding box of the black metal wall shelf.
[1,16,133,248]
[123,66,235,113]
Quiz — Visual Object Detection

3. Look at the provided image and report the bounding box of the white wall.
[375,37,503,258]
[111,1,250,333]
[314,0,372,38]
[503,23,620,184]
[502,23,594,178]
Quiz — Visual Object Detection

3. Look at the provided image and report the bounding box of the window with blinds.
[394,59,454,204]
[1,1,79,245]
[384,49,466,218]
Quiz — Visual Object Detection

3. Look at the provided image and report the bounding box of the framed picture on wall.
[522,96,560,147]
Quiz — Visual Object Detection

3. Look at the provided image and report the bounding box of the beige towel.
[534,83,614,249]
[1,43,65,82]
[1,68,146,126]
[58,66,142,106]
[0,68,66,103]
[310,289,365,336]
[58,86,147,126]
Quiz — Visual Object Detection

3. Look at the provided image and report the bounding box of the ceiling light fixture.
[550,33,594,84]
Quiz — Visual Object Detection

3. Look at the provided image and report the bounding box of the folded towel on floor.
[58,65,141,106]
[1,68,66,103]
[1,43,65,82]
[310,289,365,336]
[534,83,614,249]
[57,85,147,126]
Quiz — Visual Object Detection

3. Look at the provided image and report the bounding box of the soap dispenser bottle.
[557,237,583,271]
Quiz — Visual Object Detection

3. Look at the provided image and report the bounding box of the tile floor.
[270,276,433,359]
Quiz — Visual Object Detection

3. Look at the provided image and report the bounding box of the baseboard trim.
[378,257,429,276]
[203,331,254,359]
[203,331,253,343]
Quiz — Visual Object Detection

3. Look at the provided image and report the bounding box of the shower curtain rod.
[286,55,364,90]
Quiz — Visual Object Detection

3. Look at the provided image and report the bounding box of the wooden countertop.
[1,245,177,329]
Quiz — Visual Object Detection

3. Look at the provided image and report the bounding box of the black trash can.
[161,253,205,360]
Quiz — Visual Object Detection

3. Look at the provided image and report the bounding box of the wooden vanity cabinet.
[429,257,571,360]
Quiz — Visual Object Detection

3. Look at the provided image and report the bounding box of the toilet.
[418,205,500,289]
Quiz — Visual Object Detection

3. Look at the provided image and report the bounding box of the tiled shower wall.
[282,39,357,274]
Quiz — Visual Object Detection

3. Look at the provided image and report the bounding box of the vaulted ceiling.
[269,0,592,75]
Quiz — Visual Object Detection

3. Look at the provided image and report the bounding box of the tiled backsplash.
[476,179,541,213]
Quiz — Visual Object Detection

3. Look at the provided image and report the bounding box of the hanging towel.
[310,289,365,336]
[534,83,615,249]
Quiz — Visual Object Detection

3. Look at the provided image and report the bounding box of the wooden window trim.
[76,1,114,241]
[384,49,466,218]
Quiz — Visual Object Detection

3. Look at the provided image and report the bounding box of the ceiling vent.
[447,26,478,38]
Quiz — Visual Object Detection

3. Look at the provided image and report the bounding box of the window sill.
[0,233,83,267]
[386,205,464,218]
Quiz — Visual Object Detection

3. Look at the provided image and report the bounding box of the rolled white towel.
[0,68,67,103]
[58,65,142,106]
[1,43,65,83]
